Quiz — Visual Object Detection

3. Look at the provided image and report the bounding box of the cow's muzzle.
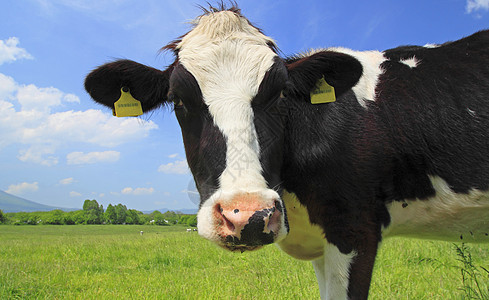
[211,192,284,252]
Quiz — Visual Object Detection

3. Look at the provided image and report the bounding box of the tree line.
[0,199,197,227]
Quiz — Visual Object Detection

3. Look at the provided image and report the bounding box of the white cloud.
[168,153,179,158]
[0,73,17,100]
[63,94,80,103]
[0,37,158,166]
[158,159,189,175]
[70,191,82,197]
[467,0,489,13]
[6,182,39,195]
[0,37,33,65]
[59,177,74,185]
[67,151,120,165]
[16,84,73,112]
[121,187,155,195]
[17,145,58,166]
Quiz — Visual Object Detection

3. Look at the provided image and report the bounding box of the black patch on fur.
[170,64,227,205]
[252,58,289,192]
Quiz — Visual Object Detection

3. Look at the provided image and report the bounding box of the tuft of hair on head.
[197,1,240,15]
[160,1,241,55]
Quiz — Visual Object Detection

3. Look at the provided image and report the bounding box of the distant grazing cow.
[85,5,489,300]
[187,228,192,233]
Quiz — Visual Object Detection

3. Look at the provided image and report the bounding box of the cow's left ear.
[286,51,363,99]
[85,59,174,112]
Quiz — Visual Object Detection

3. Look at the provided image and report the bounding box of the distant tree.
[63,212,75,225]
[178,215,197,227]
[0,209,5,224]
[139,213,151,224]
[126,209,143,225]
[43,209,65,225]
[104,204,116,224]
[148,210,168,225]
[69,210,86,224]
[186,215,197,227]
[14,212,39,225]
[114,204,127,224]
[162,211,179,225]
[83,199,104,224]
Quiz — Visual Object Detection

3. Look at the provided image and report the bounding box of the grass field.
[0,225,488,299]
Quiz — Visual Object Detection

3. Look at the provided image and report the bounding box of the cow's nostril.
[222,213,235,232]
[216,205,236,232]
[274,200,283,213]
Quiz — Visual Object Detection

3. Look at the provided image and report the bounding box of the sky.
[0,0,488,211]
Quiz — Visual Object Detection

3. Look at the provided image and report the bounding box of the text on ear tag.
[311,76,336,104]
[114,87,143,117]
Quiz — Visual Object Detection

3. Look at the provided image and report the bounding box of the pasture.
[0,225,487,299]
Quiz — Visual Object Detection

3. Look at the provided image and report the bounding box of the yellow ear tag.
[114,87,143,117]
[310,76,336,104]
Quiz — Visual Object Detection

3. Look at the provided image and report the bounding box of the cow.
[84,5,489,300]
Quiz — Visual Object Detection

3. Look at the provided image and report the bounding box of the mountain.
[173,208,198,214]
[0,190,75,213]
[143,208,198,215]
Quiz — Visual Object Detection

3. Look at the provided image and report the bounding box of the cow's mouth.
[222,243,263,253]
[220,228,276,252]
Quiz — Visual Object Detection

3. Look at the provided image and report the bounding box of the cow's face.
[169,11,291,251]
[85,8,362,252]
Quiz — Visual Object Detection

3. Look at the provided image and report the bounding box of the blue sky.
[0,0,488,211]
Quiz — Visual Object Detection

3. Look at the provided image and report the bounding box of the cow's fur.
[85,5,489,300]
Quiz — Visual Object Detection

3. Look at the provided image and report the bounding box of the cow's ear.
[85,59,173,112]
[285,51,363,99]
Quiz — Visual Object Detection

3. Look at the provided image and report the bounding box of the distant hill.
[0,190,76,213]
[143,208,198,215]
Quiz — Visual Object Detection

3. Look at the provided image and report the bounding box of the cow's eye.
[174,98,184,108]
[169,94,184,108]
[280,90,287,99]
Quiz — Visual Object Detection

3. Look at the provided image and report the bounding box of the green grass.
[0,225,487,299]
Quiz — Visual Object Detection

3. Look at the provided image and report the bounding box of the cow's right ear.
[85,59,173,112]
[285,51,363,100]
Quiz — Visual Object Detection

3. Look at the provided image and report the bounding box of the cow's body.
[85,5,489,299]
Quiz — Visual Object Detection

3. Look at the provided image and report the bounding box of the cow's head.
[85,6,362,252]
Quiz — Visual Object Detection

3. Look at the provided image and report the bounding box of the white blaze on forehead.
[177,11,278,191]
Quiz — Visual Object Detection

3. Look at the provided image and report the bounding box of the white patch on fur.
[179,11,288,242]
[177,11,277,191]
[303,48,386,107]
[312,244,356,300]
[384,176,489,242]
[400,56,419,68]
[277,191,325,260]
[424,43,439,49]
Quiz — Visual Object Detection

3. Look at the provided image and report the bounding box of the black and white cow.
[85,5,489,300]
